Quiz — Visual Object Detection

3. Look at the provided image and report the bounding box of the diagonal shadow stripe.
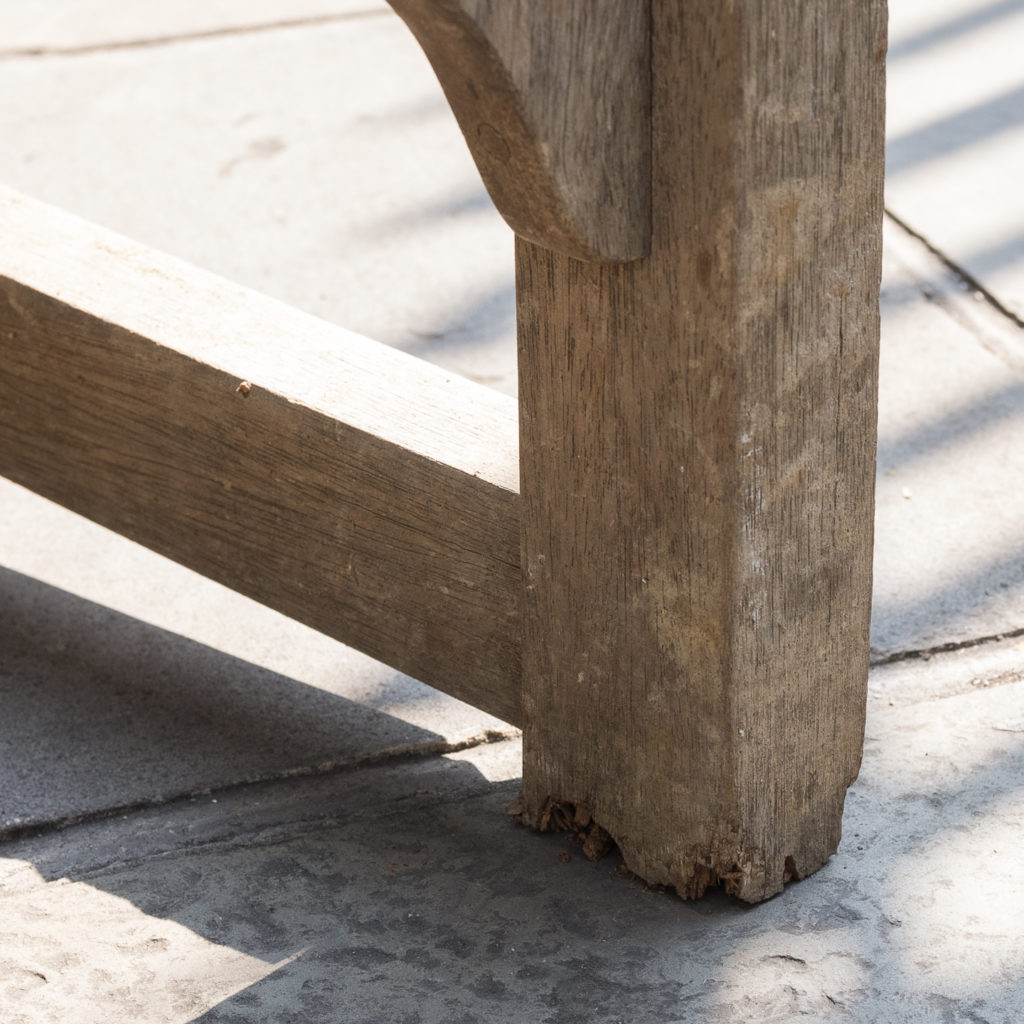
[876,377,1024,476]
[0,567,443,832]
[886,83,1024,176]
[888,0,1024,62]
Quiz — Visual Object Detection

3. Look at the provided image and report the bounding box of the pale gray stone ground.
[2,2,1023,1021]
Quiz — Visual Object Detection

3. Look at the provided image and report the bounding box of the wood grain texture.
[516,0,887,901]
[0,187,522,724]
[386,0,650,262]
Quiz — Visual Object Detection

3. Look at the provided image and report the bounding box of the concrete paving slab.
[873,219,1024,656]
[0,482,514,833]
[869,631,1024,706]
[1,0,390,56]
[1,661,1021,1024]
[0,10,517,395]
[887,0,1024,320]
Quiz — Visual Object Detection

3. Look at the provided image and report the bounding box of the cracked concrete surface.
[2,0,1024,1021]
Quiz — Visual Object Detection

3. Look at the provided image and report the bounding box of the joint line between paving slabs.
[885,208,1024,331]
[871,623,1024,668]
[0,8,394,61]
[0,728,520,844]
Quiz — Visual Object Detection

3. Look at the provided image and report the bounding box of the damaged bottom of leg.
[510,792,830,903]
[507,796,615,862]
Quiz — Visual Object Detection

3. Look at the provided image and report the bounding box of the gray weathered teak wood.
[514,1,887,902]
[0,0,886,902]
[0,190,522,723]
[385,0,650,262]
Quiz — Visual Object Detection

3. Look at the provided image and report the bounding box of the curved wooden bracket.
[386,0,651,263]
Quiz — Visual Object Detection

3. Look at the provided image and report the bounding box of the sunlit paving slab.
[873,220,1024,656]
[0,6,516,394]
[1,0,391,55]
[887,0,1024,320]
[0,873,290,1024]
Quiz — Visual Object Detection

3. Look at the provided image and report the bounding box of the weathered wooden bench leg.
[2,0,885,905]
[515,0,887,901]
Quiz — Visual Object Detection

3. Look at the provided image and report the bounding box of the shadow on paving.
[886,0,1024,63]
[2,574,1023,1021]
[0,567,450,833]
[886,81,1024,177]
[0,564,732,1022]
[20,718,1024,1024]
[126,687,1024,1023]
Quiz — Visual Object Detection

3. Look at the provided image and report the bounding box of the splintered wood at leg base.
[507,796,615,862]
[511,790,845,903]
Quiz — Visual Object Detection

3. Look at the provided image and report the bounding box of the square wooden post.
[515,0,887,901]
